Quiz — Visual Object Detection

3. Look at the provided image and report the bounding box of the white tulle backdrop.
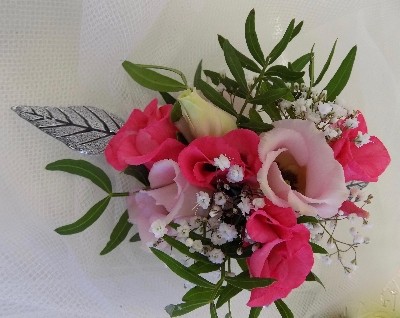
[1,1,400,317]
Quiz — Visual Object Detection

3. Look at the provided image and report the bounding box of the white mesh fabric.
[1,1,400,317]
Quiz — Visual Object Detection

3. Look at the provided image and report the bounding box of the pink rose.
[127,159,207,245]
[257,119,348,218]
[105,99,185,170]
[330,112,390,182]
[178,129,261,188]
[246,203,314,307]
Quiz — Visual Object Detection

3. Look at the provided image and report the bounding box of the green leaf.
[314,39,337,86]
[216,283,242,309]
[196,79,237,116]
[290,21,303,40]
[165,302,208,317]
[194,60,203,88]
[55,196,111,235]
[46,159,112,194]
[249,108,263,123]
[250,88,291,105]
[297,216,319,224]
[189,262,221,274]
[150,247,215,288]
[310,242,328,254]
[245,9,265,65]
[324,45,357,101]
[210,302,218,318]
[268,19,295,64]
[237,118,274,133]
[265,65,304,82]
[225,275,275,290]
[236,258,248,272]
[306,271,325,289]
[170,101,182,122]
[163,235,212,264]
[100,210,132,255]
[291,53,311,72]
[160,92,176,104]
[123,165,150,187]
[274,299,294,318]
[249,307,263,318]
[268,77,295,101]
[129,233,140,242]
[218,35,261,73]
[223,40,248,93]
[122,61,186,92]
[182,286,219,302]
[204,70,246,98]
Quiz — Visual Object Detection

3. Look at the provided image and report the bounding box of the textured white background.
[1,1,400,317]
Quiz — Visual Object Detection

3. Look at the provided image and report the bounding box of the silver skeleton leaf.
[12,105,124,155]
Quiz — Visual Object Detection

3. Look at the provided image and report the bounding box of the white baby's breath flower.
[150,219,168,239]
[318,103,333,116]
[344,117,359,129]
[214,192,227,206]
[196,191,210,209]
[213,154,230,171]
[207,248,225,264]
[226,165,244,183]
[252,198,265,209]
[211,232,227,245]
[218,223,238,242]
[176,223,191,238]
[209,205,222,218]
[238,197,252,215]
[354,131,371,148]
[185,238,194,247]
[191,240,203,252]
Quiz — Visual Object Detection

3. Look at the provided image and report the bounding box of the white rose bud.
[177,89,237,139]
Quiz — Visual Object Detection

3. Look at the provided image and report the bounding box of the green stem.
[238,58,270,117]
[136,64,188,87]
[110,192,130,197]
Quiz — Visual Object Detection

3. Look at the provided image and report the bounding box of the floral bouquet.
[13,9,390,318]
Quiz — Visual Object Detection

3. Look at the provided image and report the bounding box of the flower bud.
[177,89,237,139]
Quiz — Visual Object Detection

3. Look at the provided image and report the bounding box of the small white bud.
[226,165,244,183]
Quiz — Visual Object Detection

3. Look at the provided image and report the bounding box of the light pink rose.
[127,159,207,244]
[257,119,348,218]
[246,202,313,307]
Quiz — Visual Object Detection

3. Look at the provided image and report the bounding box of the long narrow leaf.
[268,19,295,64]
[204,69,246,98]
[160,92,177,104]
[165,302,209,317]
[196,79,237,116]
[310,242,328,254]
[46,159,112,193]
[265,65,304,82]
[314,39,337,86]
[100,210,132,255]
[194,60,203,88]
[183,286,217,302]
[55,196,111,235]
[189,262,221,274]
[249,307,263,318]
[123,164,150,187]
[225,275,275,290]
[245,9,265,65]
[274,299,294,318]
[291,53,311,72]
[163,235,212,264]
[216,284,242,308]
[218,35,261,73]
[250,88,291,105]
[306,271,325,289]
[223,40,248,92]
[324,46,357,101]
[122,61,187,92]
[150,247,215,288]
[290,21,303,40]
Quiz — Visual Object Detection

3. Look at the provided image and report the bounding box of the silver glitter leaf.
[12,105,124,155]
[346,180,369,191]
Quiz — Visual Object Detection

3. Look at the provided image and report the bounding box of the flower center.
[275,151,307,194]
